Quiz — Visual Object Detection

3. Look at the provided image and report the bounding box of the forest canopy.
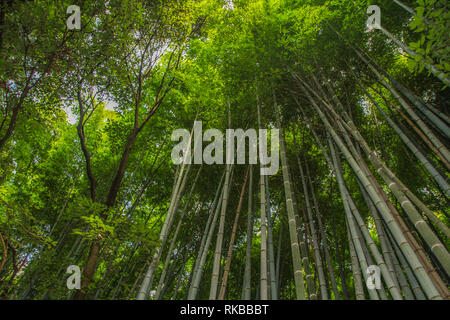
[0,0,449,300]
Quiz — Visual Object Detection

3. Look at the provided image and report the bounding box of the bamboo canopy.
[0,0,448,301]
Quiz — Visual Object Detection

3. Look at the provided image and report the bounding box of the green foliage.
[408,0,450,84]
[0,0,448,301]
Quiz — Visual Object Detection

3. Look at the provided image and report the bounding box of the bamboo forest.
[0,0,449,302]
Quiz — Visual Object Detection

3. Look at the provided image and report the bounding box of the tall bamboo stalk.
[218,167,249,299]
[307,170,341,300]
[295,141,328,299]
[324,85,450,278]
[300,75,449,297]
[265,174,278,300]
[189,171,225,297]
[209,162,233,300]
[298,81,442,299]
[136,121,194,300]
[275,98,306,300]
[155,167,203,299]
[360,84,450,196]
[328,139,379,300]
[209,101,234,300]
[258,89,269,300]
[385,226,427,300]
[354,50,450,165]
[242,165,254,300]
[188,170,228,299]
